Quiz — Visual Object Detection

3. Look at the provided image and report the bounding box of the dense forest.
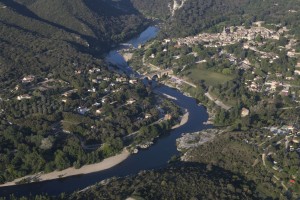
[131,0,171,19]
[0,0,148,88]
[69,163,259,200]
[0,0,174,184]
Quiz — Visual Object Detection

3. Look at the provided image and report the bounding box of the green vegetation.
[184,66,235,86]
[0,76,181,183]
[132,0,300,39]
[185,130,300,198]
[4,163,259,199]
[0,0,183,184]
[131,0,171,19]
[70,163,259,199]
[1,0,300,199]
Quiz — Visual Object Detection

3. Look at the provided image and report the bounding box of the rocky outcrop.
[169,0,187,16]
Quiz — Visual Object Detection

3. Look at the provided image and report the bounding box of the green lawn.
[183,67,235,86]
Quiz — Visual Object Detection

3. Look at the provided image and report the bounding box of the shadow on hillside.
[1,0,100,50]
[84,0,140,17]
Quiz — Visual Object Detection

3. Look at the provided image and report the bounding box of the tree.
[54,150,70,170]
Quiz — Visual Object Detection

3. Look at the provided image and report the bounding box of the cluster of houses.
[246,77,297,100]
[65,65,150,118]
[267,125,300,152]
[245,67,300,101]
[262,125,300,187]
[176,23,285,48]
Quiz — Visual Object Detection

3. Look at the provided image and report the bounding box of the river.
[0,26,211,197]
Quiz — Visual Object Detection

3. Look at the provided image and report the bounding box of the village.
[177,22,285,47]
[175,22,300,99]
[133,21,300,114]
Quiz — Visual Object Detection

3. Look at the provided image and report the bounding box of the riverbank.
[0,107,189,187]
[159,81,215,125]
[120,52,133,62]
[0,149,130,187]
[0,25,211,197]
[172,111,189,129]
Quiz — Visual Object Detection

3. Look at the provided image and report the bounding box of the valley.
[1,0,300,199]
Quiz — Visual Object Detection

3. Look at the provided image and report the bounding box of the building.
[77,107,89,115]
[241,108,250,117]
[145,113,152,119]
[126,99,136,105]
[129,79,138,84]
[95,109,103,115]
[294,70,300,75]
[281,88,289,96]
[62,89,77,97]
[17,94,31,100]
[22,75,35,83]
[116,77,127,82]
[164,114,172,120]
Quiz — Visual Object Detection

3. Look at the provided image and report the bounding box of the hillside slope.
[70,163,259,199]
[0,0,147,89]
[1,0,147,46]
[132,0,300,37]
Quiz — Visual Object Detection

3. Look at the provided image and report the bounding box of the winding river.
[0,26,211,197]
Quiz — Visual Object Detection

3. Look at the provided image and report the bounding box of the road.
[262,153,266,166]
[280,106,300,110]
[205,92,231,110]
[283,83,300,88]
[169,75,197,88]
[260,135,290,192]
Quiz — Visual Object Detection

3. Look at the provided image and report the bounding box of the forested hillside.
[15,0,146,43]
[0,0,156,184]
[131,0,171,19]
[7,163,259,199]
[132,0,300,37]
[3,0,147,44]
[0,0,147,89]
[69,163,259,199]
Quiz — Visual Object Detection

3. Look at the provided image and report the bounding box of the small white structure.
[17,94,31,100]
[22,75,35,83]
[77,107,89,115]
[241,108,250,117]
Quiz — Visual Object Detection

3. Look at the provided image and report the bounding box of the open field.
[184,67,234,86]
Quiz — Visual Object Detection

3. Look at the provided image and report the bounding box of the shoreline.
[0,149,130,187]
[0,27,198,189]
[161,82,214,125]
[172,111,189,129]
[0,108,189,188]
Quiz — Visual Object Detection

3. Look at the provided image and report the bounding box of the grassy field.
[183,66,235,86]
